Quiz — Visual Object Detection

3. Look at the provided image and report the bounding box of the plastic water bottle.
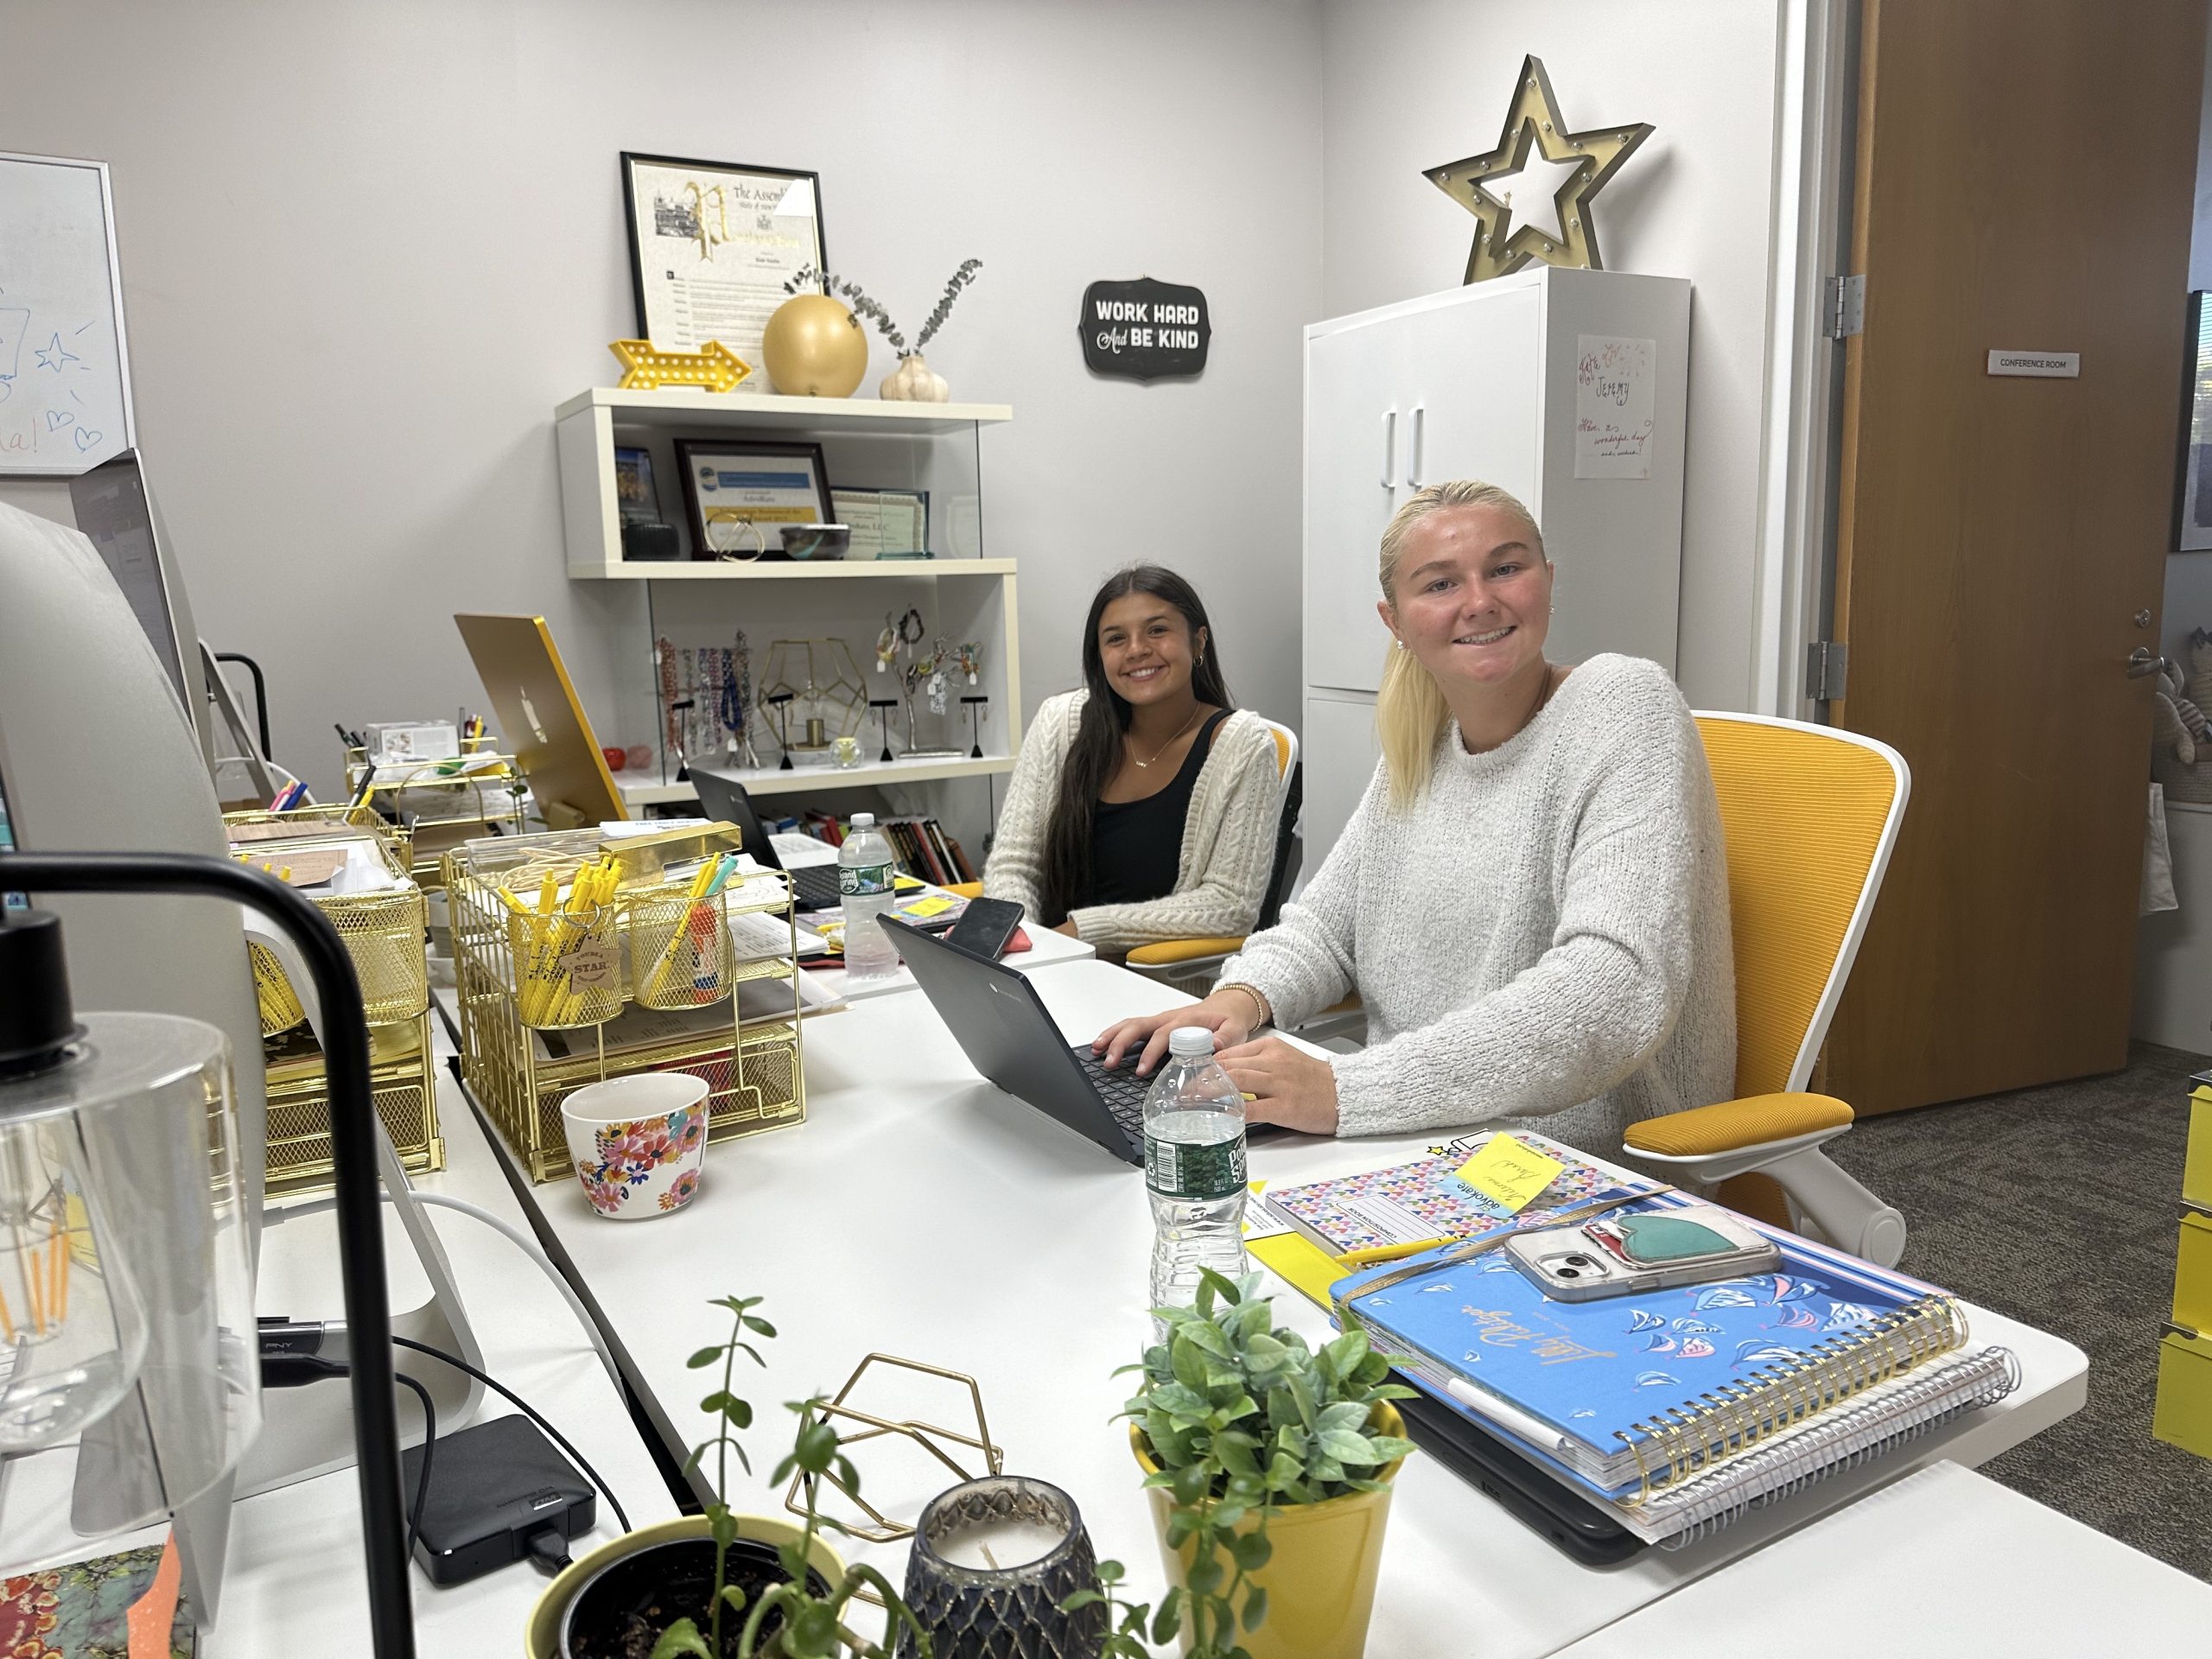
[1145,1027,1249,1325]
[838,813,899,982]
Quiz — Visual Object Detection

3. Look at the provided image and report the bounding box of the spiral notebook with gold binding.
[1335,1194,1974,1503]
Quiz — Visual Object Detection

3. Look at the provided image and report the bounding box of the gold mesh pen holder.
[447,852,807,1183]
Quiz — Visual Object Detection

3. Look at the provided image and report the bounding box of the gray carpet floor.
[1825,1041,2212,1578]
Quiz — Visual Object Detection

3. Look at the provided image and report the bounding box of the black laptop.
[688,770,842,911]
[881,915,1162,1163]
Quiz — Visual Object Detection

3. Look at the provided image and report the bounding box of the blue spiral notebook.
[1334,1194,1966,1498]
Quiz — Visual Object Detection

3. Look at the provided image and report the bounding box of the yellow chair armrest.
[1126,936,1248,967]
[945,881,984,899]
[1624,1092,1854,1159]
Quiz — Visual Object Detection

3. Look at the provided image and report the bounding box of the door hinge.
[1805,640,1849,702]
[1825,274,1866,339]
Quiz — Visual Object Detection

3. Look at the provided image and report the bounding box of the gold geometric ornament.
[1425,54,1653,283]
[780,1352,1004,1545]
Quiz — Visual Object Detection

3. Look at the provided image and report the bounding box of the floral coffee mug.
[560,1072,709,1220]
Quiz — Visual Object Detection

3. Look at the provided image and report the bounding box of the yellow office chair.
[1621,712,1913,1268]
[1122,717,1301,988]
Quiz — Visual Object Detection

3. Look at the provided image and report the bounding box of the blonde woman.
[1096,480,1736,1148]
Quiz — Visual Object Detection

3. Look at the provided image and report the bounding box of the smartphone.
[944,895,1024,961]
[1502,1205,1780,1301]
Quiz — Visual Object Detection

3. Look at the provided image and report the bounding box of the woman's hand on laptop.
[1218,1038,1340,1135]
[1094,988,1259,1076]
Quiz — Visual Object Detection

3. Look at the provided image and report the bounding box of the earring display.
[960,695,988,759]
[869,698,899,763]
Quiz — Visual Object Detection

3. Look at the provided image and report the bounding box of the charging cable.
[259,1346,436,1564]
[267,1189,624,1393]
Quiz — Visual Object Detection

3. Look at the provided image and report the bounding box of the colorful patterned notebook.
[1335,1193,1966,1497]
[1262,1129,1650,1255]
[0,1541,194,1658]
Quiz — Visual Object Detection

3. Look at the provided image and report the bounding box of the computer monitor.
[67,449,214,767]
[454,613,628,830]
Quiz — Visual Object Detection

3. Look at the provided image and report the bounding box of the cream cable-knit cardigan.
[1223,655,1736,1148]
[985,690,1283,950]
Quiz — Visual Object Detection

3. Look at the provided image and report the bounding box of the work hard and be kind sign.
[1080,277,1211,381]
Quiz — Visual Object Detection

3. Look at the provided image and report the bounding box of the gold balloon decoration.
[762,294,869,397]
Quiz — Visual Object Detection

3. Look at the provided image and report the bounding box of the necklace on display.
[1128,703,1203,768]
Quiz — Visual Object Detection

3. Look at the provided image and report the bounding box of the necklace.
[1128,703,1204,768]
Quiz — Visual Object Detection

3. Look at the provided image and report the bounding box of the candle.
[898,1477,1107,1658]
[931,1516,1070,1572]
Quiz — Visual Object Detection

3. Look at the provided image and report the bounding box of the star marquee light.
[1425,55,1654,283]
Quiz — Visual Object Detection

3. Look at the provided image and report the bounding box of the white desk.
[1551,1459,2212,1656]
[806,915,1095,1002]
[0,1063,677,1653]
[493,958,2091,1659]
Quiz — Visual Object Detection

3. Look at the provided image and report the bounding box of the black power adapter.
[400,1414,596,1586]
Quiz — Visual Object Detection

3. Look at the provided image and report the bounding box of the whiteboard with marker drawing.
[0,152,135,475]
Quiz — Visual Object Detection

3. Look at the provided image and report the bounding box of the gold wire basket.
[445,834,808,1184]
[341,738,527,889]
[262,1010,444,1195]
[224,804,414,877]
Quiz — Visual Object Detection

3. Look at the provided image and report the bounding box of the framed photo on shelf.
[613,447,662,526]
[620,153,826,375]
[831,486,930,560]
[2178,292,2212,552]
[677,438,834,559]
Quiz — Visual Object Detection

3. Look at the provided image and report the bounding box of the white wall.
[0,0,1322,799]
[1317,0,1785,709]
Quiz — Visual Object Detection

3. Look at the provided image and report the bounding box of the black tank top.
[1079,710,1230,910]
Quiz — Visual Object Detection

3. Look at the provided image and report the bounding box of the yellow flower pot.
[761,293,868,397]
[1132,1402,1403,1659]
[525,1513,845,1658]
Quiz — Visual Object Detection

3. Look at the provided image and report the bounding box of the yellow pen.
[1334,1235,1461,1269]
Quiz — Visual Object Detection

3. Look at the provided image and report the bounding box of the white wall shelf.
[620,753,1015,808]
[580,557,1018,582]
[555,386,1012,435]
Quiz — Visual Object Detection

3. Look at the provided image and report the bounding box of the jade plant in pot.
[535,1293,931,1659]
[1071,1271,1416,1659]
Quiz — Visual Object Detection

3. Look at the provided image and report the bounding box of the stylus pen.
[1335,1235,1458,1269]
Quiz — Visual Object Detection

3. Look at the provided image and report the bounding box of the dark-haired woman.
[983,565,1282,951]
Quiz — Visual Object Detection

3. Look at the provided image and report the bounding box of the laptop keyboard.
[789,864,842,910]
[1075,1045,1151,1141]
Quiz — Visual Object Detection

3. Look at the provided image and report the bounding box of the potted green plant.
[526,1294,931,1659]
[1071,1271,1416,1659]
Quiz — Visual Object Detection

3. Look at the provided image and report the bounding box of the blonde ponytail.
[1374,480,1544,808]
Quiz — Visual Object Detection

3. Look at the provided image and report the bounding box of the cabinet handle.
[1408,405,1427,490]
[1381,410,1397,489]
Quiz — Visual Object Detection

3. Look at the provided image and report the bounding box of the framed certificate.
[677,439,833,559]
[831,487,930,560]
[620,153,826,378]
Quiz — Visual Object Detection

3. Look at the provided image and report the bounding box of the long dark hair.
[1039,564,1235,925]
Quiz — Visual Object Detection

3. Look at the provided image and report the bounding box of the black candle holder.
[898,1477,1105,1659]
[961,695,988,760]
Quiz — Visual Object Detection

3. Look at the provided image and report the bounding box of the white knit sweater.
[1223,655,1736,1149]
[985,690,1283,950]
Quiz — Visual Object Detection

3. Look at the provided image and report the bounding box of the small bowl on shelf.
[779,524,849,562]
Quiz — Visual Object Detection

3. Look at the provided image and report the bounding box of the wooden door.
[1825,0,2206,1113]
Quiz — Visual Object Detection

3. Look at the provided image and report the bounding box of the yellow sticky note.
[904,895,955,918]
[1455,1133,1567,1215]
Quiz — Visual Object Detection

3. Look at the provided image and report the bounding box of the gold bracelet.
[1219,982,1272,1030]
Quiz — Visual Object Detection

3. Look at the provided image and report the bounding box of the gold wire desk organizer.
[224,808,442,1192]
[446,826,808,1184]
[340,737,527,889]
[782,1354,1004,1545]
